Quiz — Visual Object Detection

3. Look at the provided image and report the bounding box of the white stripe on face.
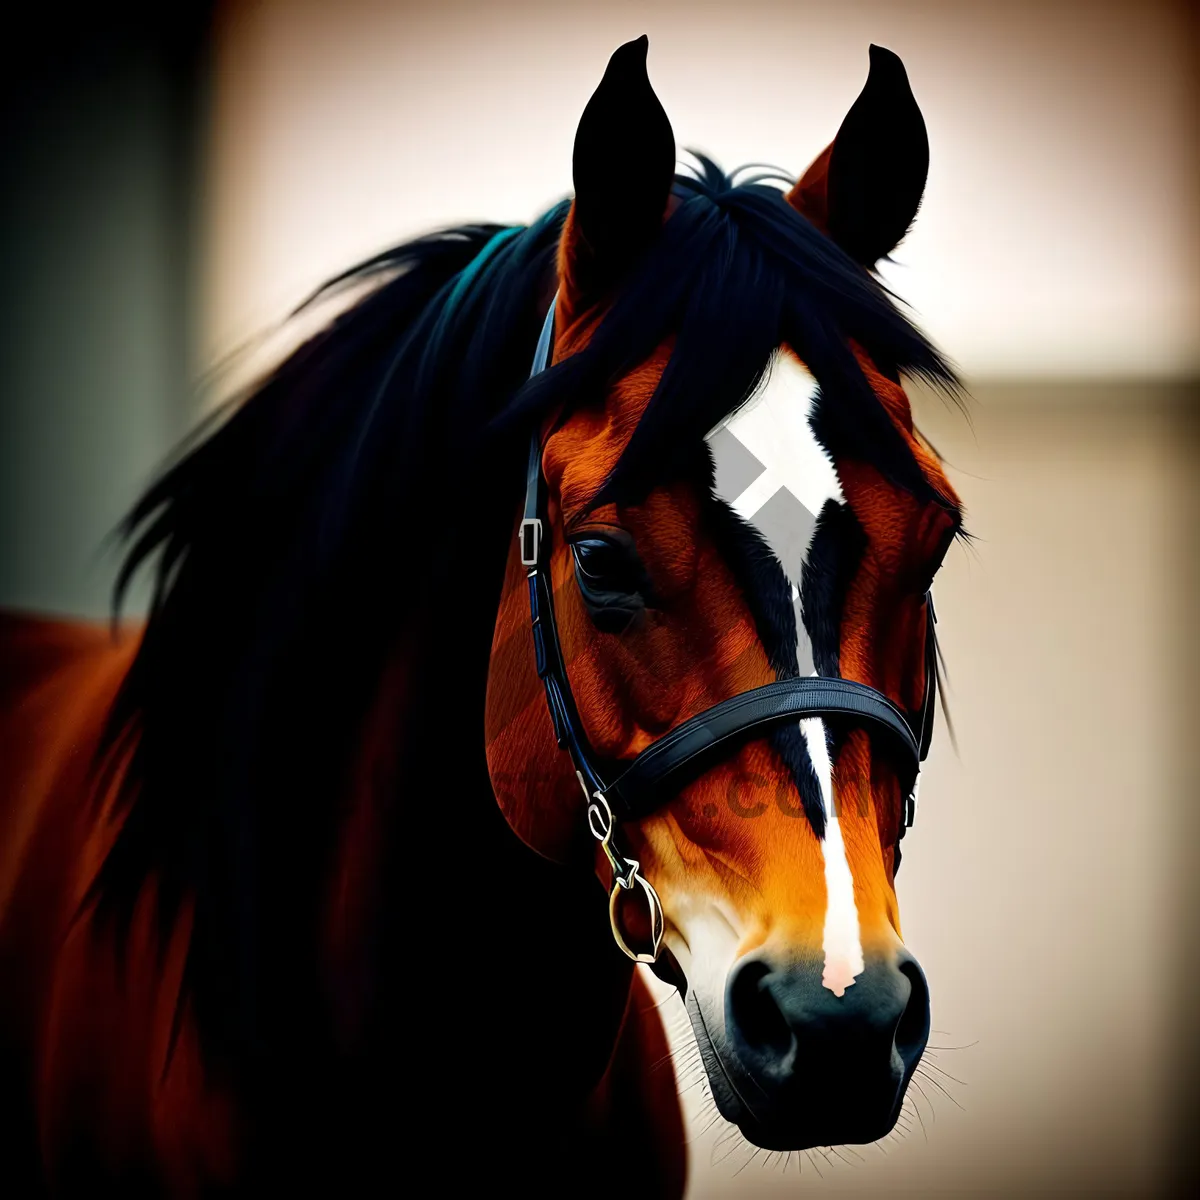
[801,716,864,996]
[724,352,843,517]
[715,350,864,993]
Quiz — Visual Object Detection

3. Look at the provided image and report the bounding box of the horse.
[0,36,964,1197]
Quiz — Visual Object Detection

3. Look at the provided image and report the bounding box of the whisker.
[909,1075,936,1122]
[712,1136,748,1168]
[906,1091,930,1141]
[815,1146,841,1172]
[828,1145,860,1169]
[916,1068,966,1111]
[713,1123,741,1146]
[732,1148,762,1176]
[648,1049,677,1073]
[655,1043,702,1074]
[929,1030,979,1043]
[686,1107,726,1144]
[641,987,686,1015]
[921,1059,968,1086]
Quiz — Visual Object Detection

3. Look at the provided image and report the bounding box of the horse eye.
[569,532,654,632]
[571,534,639,586]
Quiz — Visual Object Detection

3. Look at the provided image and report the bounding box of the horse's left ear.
[565,35,676,303]
[788,45,929,267]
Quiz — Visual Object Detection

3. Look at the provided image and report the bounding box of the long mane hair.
[95,157,961,1074]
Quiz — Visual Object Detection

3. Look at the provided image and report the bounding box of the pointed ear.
[788,45,929,267]
[565,35,676,304]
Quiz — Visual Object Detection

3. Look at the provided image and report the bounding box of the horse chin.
[731,1097,907,1153]
[711,1069,909,1154]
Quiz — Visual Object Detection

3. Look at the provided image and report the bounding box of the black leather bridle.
[518,299,934,962]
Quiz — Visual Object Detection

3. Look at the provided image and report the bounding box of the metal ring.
[608,870,665,964]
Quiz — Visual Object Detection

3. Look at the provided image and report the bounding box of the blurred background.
[1,1,1196,1195]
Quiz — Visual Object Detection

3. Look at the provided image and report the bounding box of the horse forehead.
[543,342,673,518]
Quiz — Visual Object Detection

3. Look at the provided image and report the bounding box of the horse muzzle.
[688,950,930,1150]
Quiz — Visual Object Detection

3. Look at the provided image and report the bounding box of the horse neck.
[320,586,637,1111]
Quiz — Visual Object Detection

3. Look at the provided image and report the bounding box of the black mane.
[97,158,962,1071]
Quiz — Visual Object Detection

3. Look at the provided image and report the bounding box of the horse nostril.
[727,958,793,1059]
[894,955,931,1063]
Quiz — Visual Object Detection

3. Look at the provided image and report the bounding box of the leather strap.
[603,677,918,821]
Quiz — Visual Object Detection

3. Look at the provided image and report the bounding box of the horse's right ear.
[565,36,676,307]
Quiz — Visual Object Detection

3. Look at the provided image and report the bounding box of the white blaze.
[725,352,843,516]
[719,351,864,996]
[802,716,864,996]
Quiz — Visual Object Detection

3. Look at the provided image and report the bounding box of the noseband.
[518,299,934,963]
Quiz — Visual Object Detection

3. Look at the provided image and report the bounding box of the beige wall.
[203,0,1199,381]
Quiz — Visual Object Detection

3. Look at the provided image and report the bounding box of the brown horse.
[0,37,963,1197]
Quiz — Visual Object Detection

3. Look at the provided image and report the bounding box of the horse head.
[485,37,961,1153]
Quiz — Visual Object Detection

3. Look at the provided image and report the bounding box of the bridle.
[518,298,935,964]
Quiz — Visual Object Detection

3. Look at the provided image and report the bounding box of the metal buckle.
[585,789,664,964]
[518,517,542,568]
